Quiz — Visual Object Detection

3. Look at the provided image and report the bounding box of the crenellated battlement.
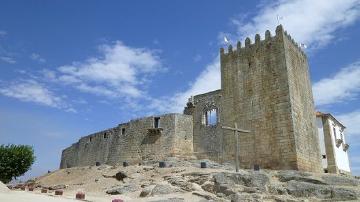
[220,25,306,59]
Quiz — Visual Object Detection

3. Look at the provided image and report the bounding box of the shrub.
[0,144,35,183]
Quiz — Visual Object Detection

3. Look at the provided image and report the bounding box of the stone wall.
[283,31,322,172]
[191,90,223,161]
[61,25,325,173]
[60,113,193,168]
[219,25,321,172]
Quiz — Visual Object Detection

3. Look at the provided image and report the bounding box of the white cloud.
[0,56,16,64]
[53,41,163,98]
[150,56,220,113]
[337,110,360,139]
[159,0,360,112]
[230,0,360,49]
[313,61,360,106]
[0,80,74,112]
[30,53,46,63]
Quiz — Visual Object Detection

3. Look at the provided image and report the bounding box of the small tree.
[0,144,35,183]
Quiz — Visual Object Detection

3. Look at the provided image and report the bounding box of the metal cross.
[222,123,250,172]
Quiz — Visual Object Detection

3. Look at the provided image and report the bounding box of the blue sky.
[0,0,360,178]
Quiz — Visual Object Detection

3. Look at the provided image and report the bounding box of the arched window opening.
[203,108,218,126]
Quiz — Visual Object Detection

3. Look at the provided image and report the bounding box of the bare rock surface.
[3,158,359,201]
[106,183,139,195]
[276,170,326,185]
[150,184,183,196]
[321,175,360,186]
[286,180,358,200]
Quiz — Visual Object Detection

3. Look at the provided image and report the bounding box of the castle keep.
[61,25,351,174]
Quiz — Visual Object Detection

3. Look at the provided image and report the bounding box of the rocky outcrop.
[213,172,270,192]
[31,159,360,202]
[276,170,326,184]
[149,184,183,196]
[106,184,139,195]
[286,180,357,200]
[175,170,359,201]
[321,175,360,186]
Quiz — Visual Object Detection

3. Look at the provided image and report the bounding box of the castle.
[60,25,351,174]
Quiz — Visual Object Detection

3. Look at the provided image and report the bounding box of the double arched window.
[202,108,218,126]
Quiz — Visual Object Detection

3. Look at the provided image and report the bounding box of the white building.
[316,112,351,175]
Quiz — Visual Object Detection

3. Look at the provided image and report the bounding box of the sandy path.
[0,190,203,202]
[0,191,78,202]
[0,190,201,202]
[0,190,118,202]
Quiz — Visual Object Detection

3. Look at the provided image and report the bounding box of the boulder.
[106,184,138,195]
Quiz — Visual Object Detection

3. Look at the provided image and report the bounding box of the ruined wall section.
[60,143,79,169]
[283,32,322,172]
[60,114,193,168]
[173,115,194,156]
[192,90,223,161]
[60,126,119,168]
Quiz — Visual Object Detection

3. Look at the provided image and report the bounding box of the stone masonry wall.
[60,113,193,168]
[191,90,223,162]
[283,32,322,172]
[219,25,321,172]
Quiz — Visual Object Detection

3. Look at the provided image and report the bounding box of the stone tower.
[220,25,322,172]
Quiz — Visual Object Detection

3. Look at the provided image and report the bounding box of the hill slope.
[29,158,360,202]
